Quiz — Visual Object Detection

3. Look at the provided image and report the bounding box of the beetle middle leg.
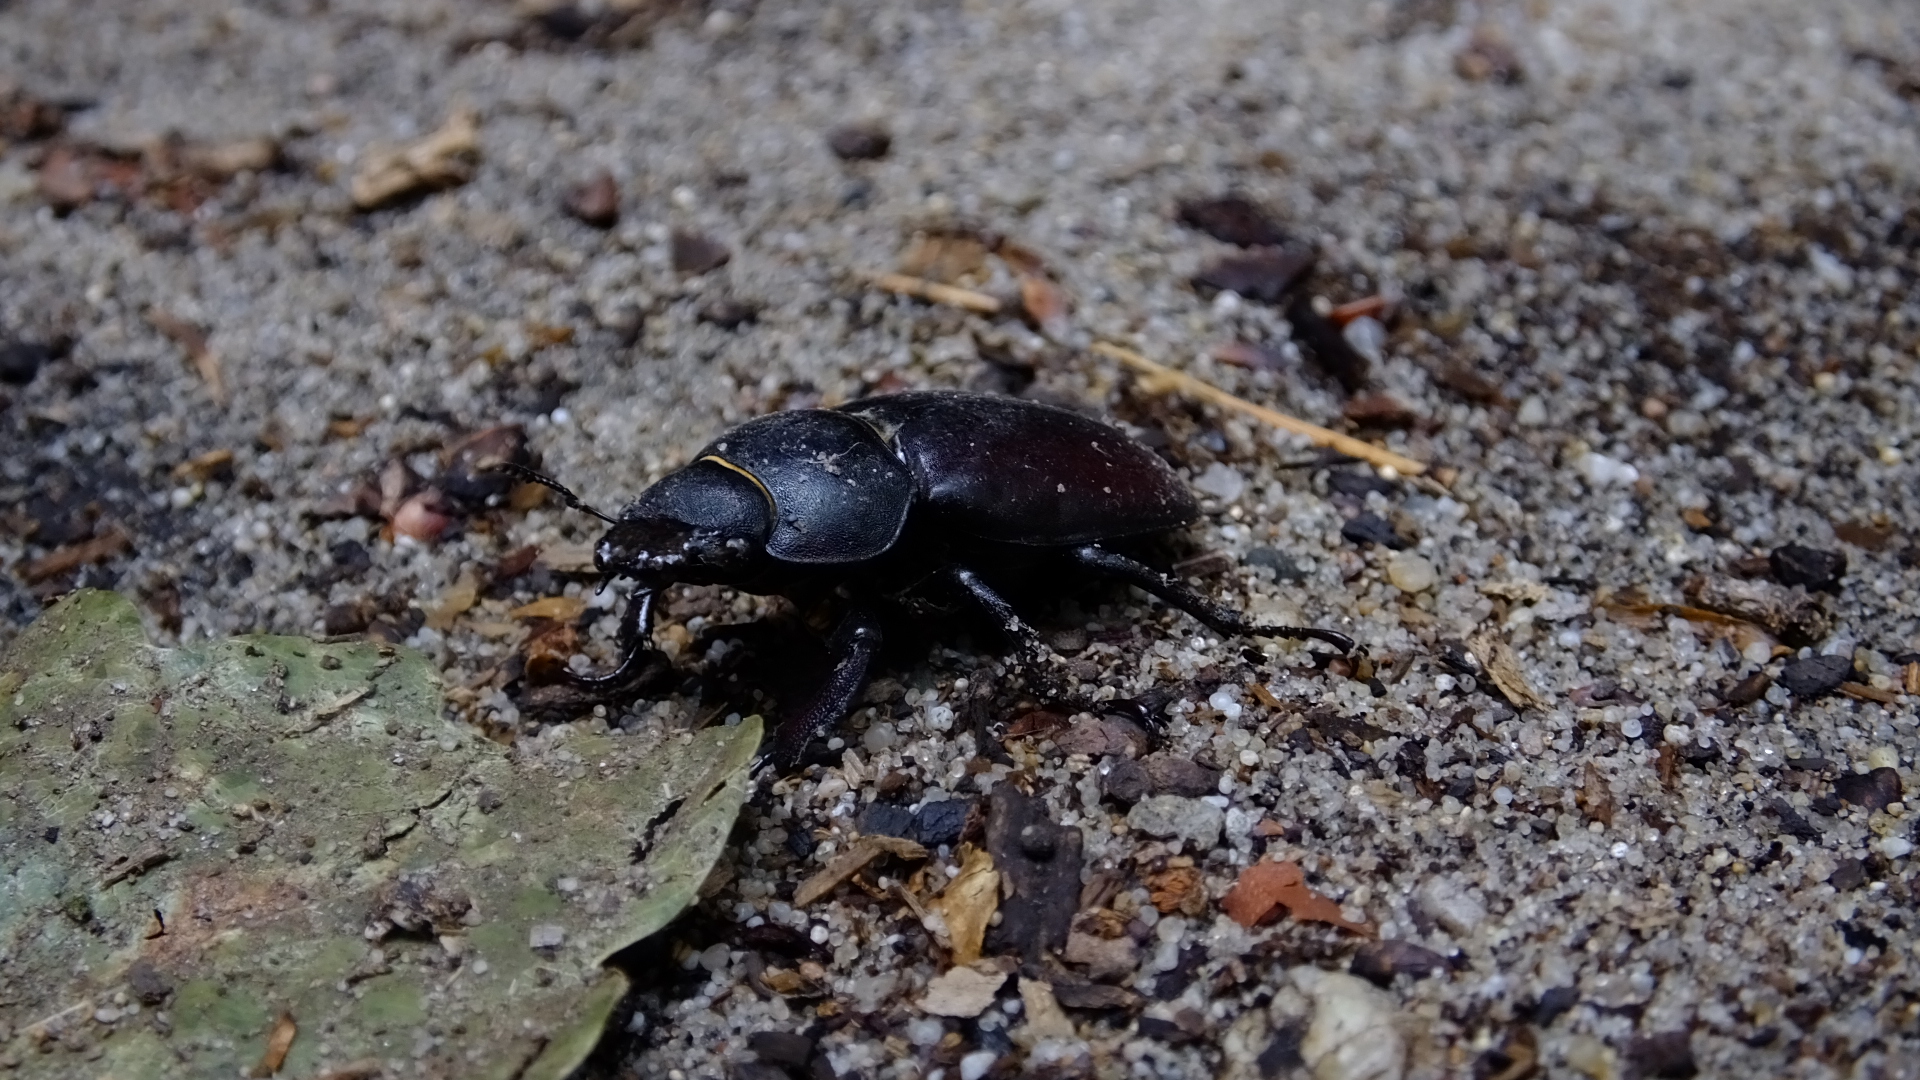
[945,566,1083,705]
[567,589,664,690]
[1069,545,1356,653]
[764,603,885,771]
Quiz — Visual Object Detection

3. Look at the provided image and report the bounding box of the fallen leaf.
[511,595,587,622]
[1469,633,1549,709]
[918,964,1007,1017]
[793,834,928,908]
[351,109,480,210]
[932,844,999,965]
[1221,859,1373,935]
[249,1012,297,1078]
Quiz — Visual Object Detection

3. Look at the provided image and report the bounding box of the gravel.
[5,0,1920,1077]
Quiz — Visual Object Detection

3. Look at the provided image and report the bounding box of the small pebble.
[1191,462,1247,502]
[959,1050,998,1080]
[1385,552,1437,593]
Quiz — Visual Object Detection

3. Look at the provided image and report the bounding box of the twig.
[863,271,1002,315]
[1090,341,1428,477]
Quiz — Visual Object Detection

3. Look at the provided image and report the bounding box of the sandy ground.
[5,0,1920,1077]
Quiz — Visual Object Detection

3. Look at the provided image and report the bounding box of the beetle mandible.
[511,391,1353,771]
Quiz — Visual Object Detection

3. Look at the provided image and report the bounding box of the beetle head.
[595,460,772,587]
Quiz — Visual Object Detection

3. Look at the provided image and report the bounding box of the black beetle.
[511,391,1352,770]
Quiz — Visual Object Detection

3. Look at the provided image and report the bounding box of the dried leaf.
[1221,859,1373,935]
[794,834,929,908]
[932,844,1000,965]
[350,109,480,210]
[511,595,587,622]
[146,308,225,403]
[918,964,1007,1017]
[424,571,481,630]
[1469,633,1549,709]
[1146,865,1207,917]
[898,233,988,284]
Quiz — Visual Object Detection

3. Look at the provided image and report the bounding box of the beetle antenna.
[487,462,618,523]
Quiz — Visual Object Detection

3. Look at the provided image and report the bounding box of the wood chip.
[350,109,480,210]
[22,525,133,584]
[794,834,928,908]
[864,271,1002,314]
[982,785,1082,963]
[510,595,587,622]
[1469,632,1549,709]
[1221,859,1373,935]
[1479,581,1553,603]
[170,448,235,482]
[146,308,225,403]
[1017,978,1075,1041]
[918,963,1008,1017]
[1840,681,1901,705]
[1091,341,1427,477]
[931,844,999,965]
[250,1012,298,1078]
[1578,762,1615,828]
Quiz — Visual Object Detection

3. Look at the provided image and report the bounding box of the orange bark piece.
[1222,860,1373,936]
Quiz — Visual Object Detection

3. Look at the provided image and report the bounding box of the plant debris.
[931,843,999,964]
[793,833,929,907]
[1221,859,1374,935]
[350,109,480,210]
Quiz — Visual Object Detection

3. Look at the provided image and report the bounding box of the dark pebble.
[323,601,373,636]
[1769,543,1846,591]
[1777,653,1853,697]
[330,540,372,573]
[1529,985,1579,1026]
[747,1031,814,1068]
[1142,754,1220,798]
[1287,292,1370,393]
[1175,194,1288,247]
[1327,470,1397,498]
[1341,512,1408,550]
[698,299,760,329]
[477,789,503,813]
[1136,1011,1205,1045]
[1828,858,1869,891]
[0,338,52,385]
[1766,798,1820,841]
[856,802,915,840]
[563,170,620,228]
[1256,1023,1306,1077]
[1190,247,1316,303]
[826,123,891,161]
[1246,546,1307,581]
[1350,939,1451,987]
[911,798,971,848]
[1833,766,1902,812]
[1050,982,1136,1010]
[1626,1031,1697,1079]
[125,958,174,1004]
[1722,670,1771,707]
[730,1064,790,1080]
[671,230,731,275]
[1101,759,1151,805]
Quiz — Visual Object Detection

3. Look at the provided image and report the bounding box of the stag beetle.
[511,391,1352,770]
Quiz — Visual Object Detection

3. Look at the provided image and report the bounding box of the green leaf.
[0,591,758,1080]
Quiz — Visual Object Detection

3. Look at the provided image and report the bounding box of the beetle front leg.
[566,588,665,690]
[1069,545,1356,653]
[763,603,884,773]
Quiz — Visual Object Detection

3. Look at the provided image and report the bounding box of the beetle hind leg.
[1069,545,1356,653]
